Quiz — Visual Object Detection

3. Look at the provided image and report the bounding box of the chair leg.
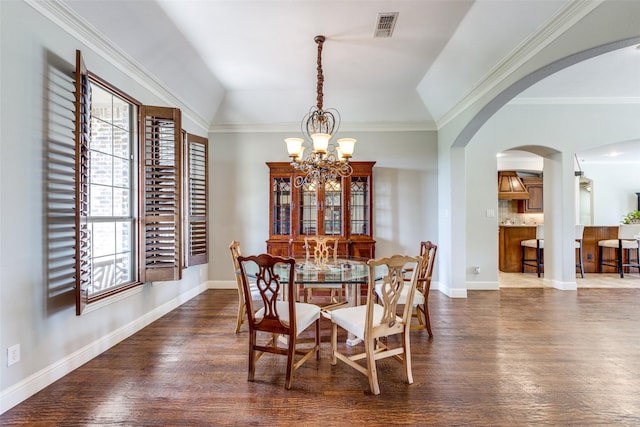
[521,246,525,273]
[234,300,245,334]
[536,248,542,277]
[598,246,603,272]
[285,335,296,390]
[315,319,321,360]
[415,303,433,337]
[620,247,624,278]
[423,304,433,338]
[365,338,380,395]
[577,245,584,278]
[330,323,338,365]
[402,329,414,385]
[248,331,257,382]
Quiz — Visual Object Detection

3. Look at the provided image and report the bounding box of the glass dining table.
[273,257,373,305]
[274,257,379,345]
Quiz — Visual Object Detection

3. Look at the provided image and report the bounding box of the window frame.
[85,76,139,299]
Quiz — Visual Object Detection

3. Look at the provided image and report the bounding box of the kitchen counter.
[499,225,619,273]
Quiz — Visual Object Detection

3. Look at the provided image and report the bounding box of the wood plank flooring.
[2,288,640,426]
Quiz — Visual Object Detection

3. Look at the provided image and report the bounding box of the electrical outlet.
[473,266,481,274]
[7,344,20,367]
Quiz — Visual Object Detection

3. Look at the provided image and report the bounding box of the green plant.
[622,210,640,224]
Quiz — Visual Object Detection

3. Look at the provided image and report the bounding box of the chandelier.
[285,35,356,188]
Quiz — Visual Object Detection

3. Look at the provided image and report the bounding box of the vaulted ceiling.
[62,0,639,159]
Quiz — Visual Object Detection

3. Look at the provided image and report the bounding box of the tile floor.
[499,271,640,288]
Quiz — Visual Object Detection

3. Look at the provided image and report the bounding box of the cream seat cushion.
[331,304,402,340]
[255,301,320,335]
[598,239,638,249]
[521,239,543,249]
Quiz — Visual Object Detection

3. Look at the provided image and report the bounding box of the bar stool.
[521,225,544,277]
[522,225,585,278]
[575,225,585,278]
[598,224,640,277]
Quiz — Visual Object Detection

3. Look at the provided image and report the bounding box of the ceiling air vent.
[374,12,398,38]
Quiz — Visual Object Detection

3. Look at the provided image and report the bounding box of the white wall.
[464,102,640,288]
[208,130,439,284]
[0,1,208,412]
[582,163,640,225]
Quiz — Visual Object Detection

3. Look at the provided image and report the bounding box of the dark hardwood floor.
[2,288,640,426]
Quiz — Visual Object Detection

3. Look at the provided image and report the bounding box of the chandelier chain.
[315,35,325,110]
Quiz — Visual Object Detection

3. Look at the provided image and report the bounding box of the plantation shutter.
[74,50,91,314]
[139,106,183,282]
[186,133,208,266]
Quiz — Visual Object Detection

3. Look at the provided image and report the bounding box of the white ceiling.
[62,0,640,159]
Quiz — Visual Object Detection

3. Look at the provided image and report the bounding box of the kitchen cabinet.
[499,226,536,272]
[518,177,543,213]
[266,161,376,259]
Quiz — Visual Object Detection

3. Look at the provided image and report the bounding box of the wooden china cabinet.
[266,161,376,259]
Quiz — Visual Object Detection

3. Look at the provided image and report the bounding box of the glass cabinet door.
[299,181,318,235]
[323,179,342,235]
[350,176,370,235]
[272,176,291,236]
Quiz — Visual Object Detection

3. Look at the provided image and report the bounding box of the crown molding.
[508,96,640,105]
[209,120,437,134]
[25,0,210,131]
[436,0,603,129]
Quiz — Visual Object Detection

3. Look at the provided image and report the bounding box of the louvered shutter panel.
[139,106,183,282]
[186,134,208,265]
[74,50,91,314]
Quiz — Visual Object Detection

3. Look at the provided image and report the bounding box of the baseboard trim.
[0,282,209,414]
[209,280,236,290]
[546,278,577,290]
[433,281,468,298]
[466,281,500,291]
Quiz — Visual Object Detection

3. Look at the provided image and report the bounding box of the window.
[88,82,136,296]
[73,50,208,314]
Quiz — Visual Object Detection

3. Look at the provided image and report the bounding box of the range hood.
[498,171,529,200]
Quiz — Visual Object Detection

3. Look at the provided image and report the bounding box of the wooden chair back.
[304,235,339,268]
[229,240,243,294]
[237,254,296,335]
[229,240,248,333]
[367,254,422,339]
[416,241,437,297]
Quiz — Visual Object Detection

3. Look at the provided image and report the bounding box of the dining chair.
[330,254,421,395]
[598,224,640,277]
[303,235,344,304]
[375,241,437,337]
[229,240,262,333]
[237,253,321,389]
